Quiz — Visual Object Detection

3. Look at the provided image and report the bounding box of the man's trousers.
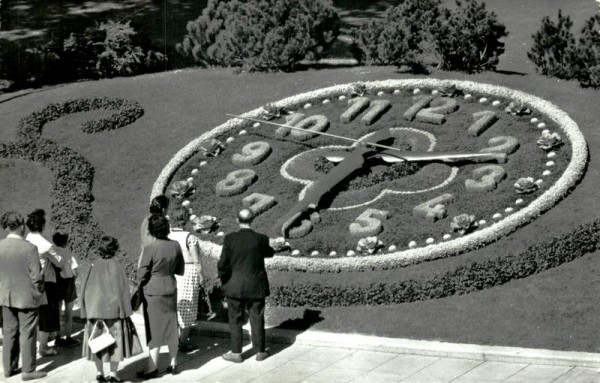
[2,306,38,374]
[226,297,265,354]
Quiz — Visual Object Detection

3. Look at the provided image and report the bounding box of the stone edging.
[194,321,600,368]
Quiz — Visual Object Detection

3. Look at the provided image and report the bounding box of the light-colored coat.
[0,235,45,308]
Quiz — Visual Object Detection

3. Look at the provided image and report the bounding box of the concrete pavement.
[2,313,600,382]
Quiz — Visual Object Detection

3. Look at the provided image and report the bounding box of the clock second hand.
[226,114,507,164]
[226,113,408,158]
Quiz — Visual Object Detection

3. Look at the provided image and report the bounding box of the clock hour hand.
[272,146,371,238]
[272,128,397,238]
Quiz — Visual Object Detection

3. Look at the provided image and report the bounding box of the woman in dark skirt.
[80,236,142,383]
[137,214,184,379]
[25,209,63,356]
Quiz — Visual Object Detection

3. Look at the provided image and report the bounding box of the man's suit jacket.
[218,228,275,299]
[138,239,184,296]
[0,235,45,309]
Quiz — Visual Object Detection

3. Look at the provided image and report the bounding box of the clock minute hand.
[378,150,507,164]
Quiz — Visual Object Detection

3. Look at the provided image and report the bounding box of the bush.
[574,14,600,88]
[350,0,441,72]
[63,20,167,79]
[350,0,508,73]
[1,98,145,277]
[432,0,508,73]
[177,0,340,72]
[269,218,600,307]
[527,10,578,79]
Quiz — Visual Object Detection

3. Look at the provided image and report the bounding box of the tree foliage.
[350,0,441,72]
[63,20,167,79]
[350,0,508,73]
[527,10,578,79]
[433,0,508,72]
[176,0,340,72]
[574,14,600,88]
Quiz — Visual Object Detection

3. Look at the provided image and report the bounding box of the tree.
[177,0,340,72]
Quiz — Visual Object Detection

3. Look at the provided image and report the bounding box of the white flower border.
[152,79,588,272]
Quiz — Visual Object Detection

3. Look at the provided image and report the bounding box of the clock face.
[155,79,586,271]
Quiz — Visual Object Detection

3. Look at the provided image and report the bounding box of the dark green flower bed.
[267,215,600,306]
[0,97,144,274]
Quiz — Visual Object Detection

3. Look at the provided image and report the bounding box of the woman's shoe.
[107,375,124,382]
[95,373,106,383]
[166,365,179,375]
[136,369,159,380]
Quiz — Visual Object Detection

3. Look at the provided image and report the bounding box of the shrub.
[269,218,600,307]
[574,14,600,88]
[527,10,578,79]
[63,20,167,79]
[350,0,441,72]
[432,0,508,73]
[2,98,145,278]
[177,0,340,72]
[350,0,507,73]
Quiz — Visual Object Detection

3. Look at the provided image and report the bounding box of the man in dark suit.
[218,209,275,363]
[0,211,47,380]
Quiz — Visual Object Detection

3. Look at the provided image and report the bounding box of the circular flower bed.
[154,79,587,273]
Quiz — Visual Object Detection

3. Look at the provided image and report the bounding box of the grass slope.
[0,66,598,351]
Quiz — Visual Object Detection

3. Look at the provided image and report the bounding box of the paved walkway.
[2,313,600,383]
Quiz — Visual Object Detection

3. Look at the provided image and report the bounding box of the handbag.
[130,285,144,311]
[88,320,116,354]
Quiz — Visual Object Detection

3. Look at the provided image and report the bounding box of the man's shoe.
[222,352,243,363]
[136,369,159,380]
[22,371,48,381]
[62,337,80,348]
[178,343,196,353]
[256,351,269,361]
[54,337,66,346]
[39,347,58,356]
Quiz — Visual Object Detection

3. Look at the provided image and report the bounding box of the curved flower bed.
[1,97,144,274]
[153,79,587,273]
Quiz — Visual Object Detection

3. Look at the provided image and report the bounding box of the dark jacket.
[0,235,45,309]
[138,239,184,296]
[80,258,132,319]
[218,228,274,299]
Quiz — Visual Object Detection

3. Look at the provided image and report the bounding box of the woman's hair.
[148,214,170,240]
[98,235,119,259]
[52,231,69,248]
[149,195,170,216]
[1,211,24,231]
[26,209,46,233]
[169,206,189,228]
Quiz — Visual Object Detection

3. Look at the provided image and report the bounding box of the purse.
[130,285,143,311]
[88,320,116,353]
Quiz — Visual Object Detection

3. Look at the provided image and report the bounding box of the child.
[53,231,80,348]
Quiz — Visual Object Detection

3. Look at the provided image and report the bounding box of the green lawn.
[1,64,599,351]
[1,0,600,352]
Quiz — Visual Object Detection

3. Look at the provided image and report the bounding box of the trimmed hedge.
[268,217,600,307]
[1,98,144,276]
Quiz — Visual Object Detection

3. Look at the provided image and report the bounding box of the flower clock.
[154,79,587,272]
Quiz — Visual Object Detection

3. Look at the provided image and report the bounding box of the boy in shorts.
[52,232,80,347]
